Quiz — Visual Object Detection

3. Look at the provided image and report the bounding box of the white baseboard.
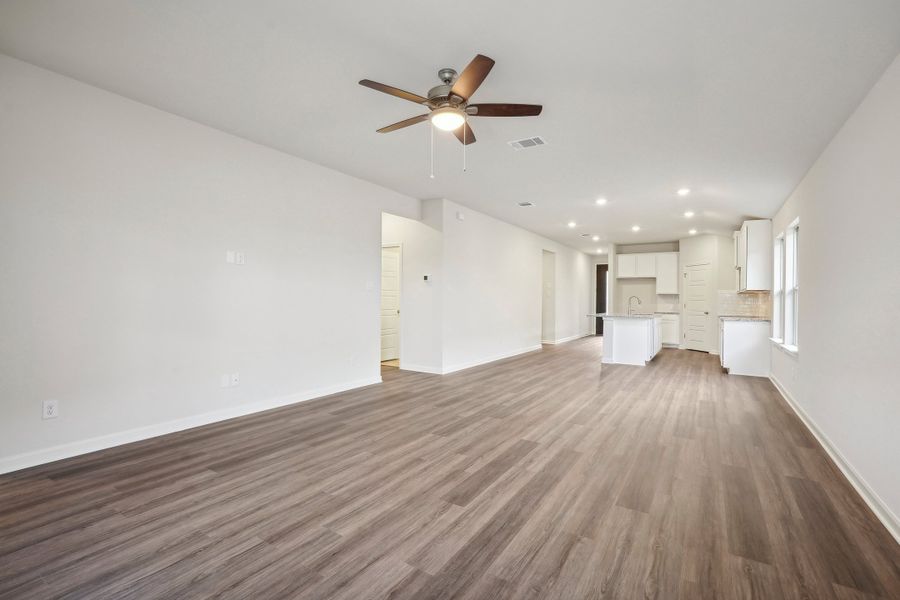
[441,344,542,375]
[0,376,382,476]
[542,333,591,345]
[399,363,442,374]
[769,374,900,544]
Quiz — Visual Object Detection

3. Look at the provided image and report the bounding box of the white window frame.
[783,219,799,351]
[772,234,784,342]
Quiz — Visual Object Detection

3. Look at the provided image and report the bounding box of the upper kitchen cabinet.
[617,253,657,278]
[655,252,679,294]
[617,253,637,278]
[735,219,772,291]
[635,253,656,277]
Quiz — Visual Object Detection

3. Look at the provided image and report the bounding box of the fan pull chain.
[463,117,467,172]
[429,122,435,179]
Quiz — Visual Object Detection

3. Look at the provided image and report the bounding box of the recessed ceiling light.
[567,221,577,228]
[677,188,691,196]
[596,248,604,254]
[631,225,641,232]
[592,235,600,241]
[595,197,607,205]
[689,228,697,235]
[684,211,694,218]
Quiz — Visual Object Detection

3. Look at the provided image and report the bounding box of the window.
[772,235,784,341]
[783,220,799,349]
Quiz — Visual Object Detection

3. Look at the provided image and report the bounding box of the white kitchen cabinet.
[617,252,658,279]
[657,313,680,346]
[655,253,679,294]
[719,318,771,376]
[636,253,656,277]
[617,254,637,278]
[735,220,772,291]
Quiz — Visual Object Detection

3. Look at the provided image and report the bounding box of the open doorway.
[380,244,401,369]
[595,263,608,335]
[541,250,556,343]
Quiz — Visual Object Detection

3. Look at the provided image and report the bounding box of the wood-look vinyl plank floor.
[1,338,898,599]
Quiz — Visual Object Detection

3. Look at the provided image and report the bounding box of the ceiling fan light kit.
[430,106,466,131]
[359,53,543,150]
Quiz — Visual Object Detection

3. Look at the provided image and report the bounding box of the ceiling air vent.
[508,136,546,150]
[518,201,534,207]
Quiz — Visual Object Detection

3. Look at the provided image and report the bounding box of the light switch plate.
[230,372,240,386]
[235,252,245,265]
[226,250,236,264]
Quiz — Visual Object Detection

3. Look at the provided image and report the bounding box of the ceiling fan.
[359,54,542,145]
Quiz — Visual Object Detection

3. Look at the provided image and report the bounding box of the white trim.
[770,339,799,357]
[399,363,443,374]
[541,333,590,345]
[0,376,382,475]
[380,243,402,363]
[769,374,900,544]
[441,344,542,374]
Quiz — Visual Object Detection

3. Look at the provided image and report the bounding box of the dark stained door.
[596,263,608,335]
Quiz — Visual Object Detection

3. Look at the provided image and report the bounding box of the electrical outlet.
[230,372,240,386]
[42,400,59,420]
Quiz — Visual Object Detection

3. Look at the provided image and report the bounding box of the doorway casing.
[380,244,401,363]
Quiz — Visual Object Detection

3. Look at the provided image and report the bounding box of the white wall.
[0,55,419,469]
[552,244,592,344]
[769,54,900,537]
[615,279,656,314]
[381,213,442,373]
[0,55,594,471]
[616,242,679,254]
[439,199,592,372]
[541,250,556,343]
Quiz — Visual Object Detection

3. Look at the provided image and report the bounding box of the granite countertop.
[719,316,771,322]
[587,313,658,319]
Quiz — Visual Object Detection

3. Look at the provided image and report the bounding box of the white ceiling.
[2,1,899,253]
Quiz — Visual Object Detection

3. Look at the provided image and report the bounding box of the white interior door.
[381,245,400,361]
[683,261,712,351]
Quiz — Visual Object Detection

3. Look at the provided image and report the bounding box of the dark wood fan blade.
[359,80,428,105]
[468,103,542,117]
[450,54,495,101]
[453,121,477,145]
[377,114,429,133]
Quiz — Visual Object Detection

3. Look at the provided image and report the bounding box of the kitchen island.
[589,313,662,366]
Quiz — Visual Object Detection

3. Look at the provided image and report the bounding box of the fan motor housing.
[427,84,453,105]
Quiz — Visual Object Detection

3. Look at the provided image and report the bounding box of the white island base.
[592,314,662,366]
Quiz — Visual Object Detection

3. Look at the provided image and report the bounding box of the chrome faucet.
[627,295,643,316]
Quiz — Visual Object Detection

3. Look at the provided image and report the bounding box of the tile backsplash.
[655,294,680,313]
[718,291,771,318]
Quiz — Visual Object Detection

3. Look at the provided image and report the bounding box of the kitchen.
[590,219,773,375]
